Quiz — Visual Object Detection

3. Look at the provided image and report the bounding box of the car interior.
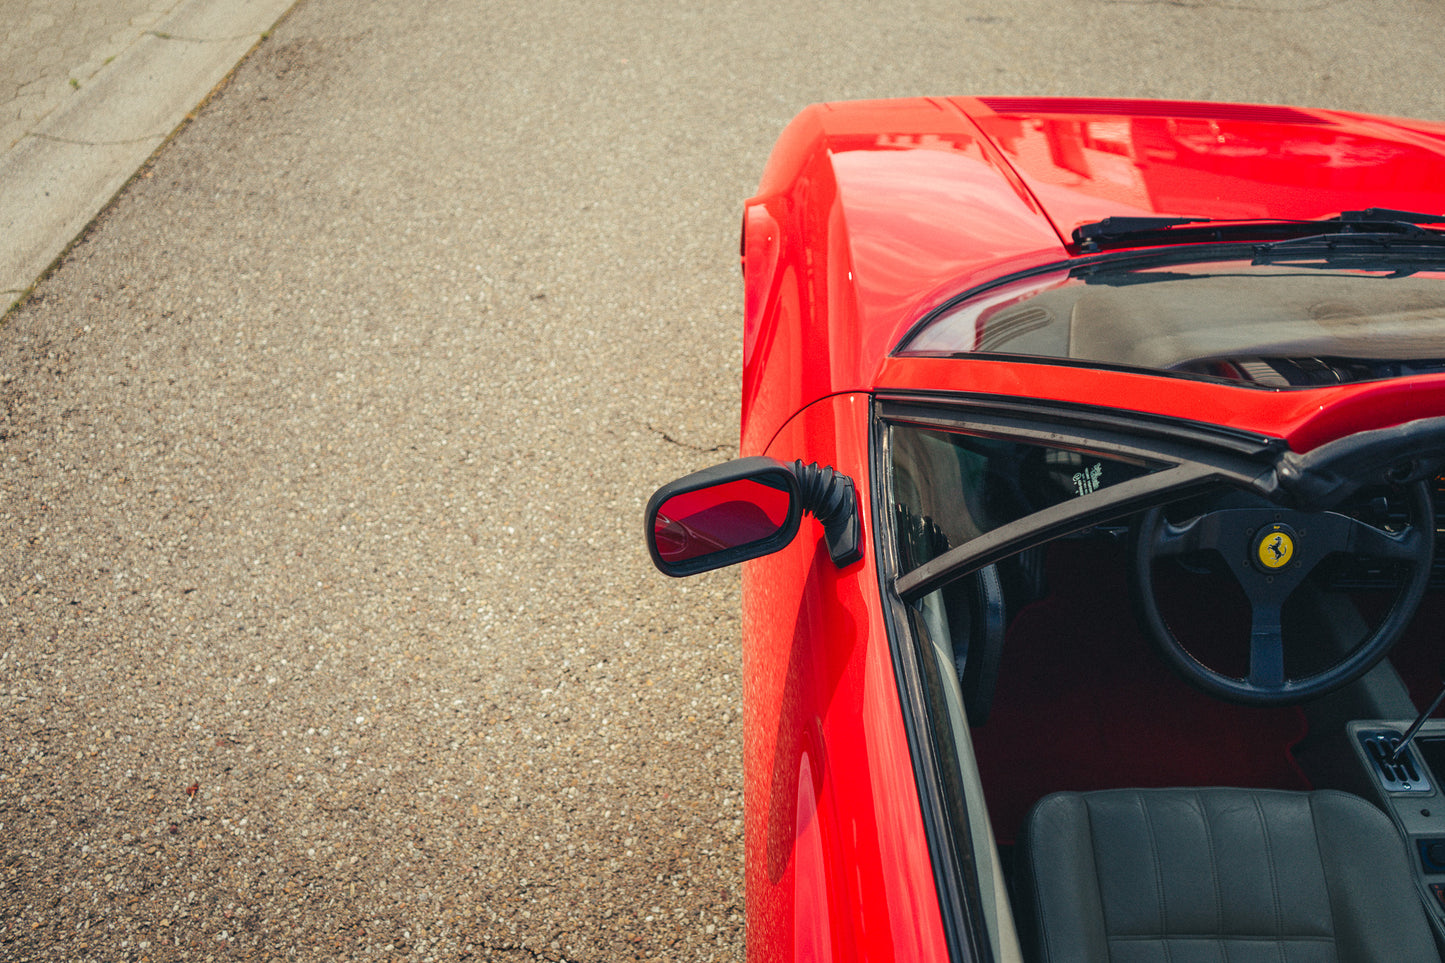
[890,416,1445,961]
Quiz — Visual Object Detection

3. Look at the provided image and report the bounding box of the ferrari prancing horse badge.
[1254,524,1297,571]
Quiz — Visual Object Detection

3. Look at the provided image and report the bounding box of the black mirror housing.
[645,457,862,577]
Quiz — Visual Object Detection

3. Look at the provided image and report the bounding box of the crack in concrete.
[147,31,269,43]
[30,130,162,147]
[646,424,734,454]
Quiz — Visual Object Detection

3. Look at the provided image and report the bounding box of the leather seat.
[1015,787,1440,962]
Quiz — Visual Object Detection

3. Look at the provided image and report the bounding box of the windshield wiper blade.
[1072,209,1445,252]
[1256,229,1445,251]
[1251,231,1445,276]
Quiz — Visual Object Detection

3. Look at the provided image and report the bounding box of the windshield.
[899,256,1445,387]
[890,423,1162,575]
[881,402,1445,963]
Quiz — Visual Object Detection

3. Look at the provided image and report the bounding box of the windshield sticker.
[1073,463,1104,497]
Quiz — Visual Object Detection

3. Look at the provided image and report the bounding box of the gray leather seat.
[1015,787,1440,962]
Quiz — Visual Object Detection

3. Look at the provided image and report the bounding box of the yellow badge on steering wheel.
[1256,526,1296,570]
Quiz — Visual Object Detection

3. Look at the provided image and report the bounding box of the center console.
[1348,718,1445,920]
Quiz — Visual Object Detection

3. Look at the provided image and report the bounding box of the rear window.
[898,258,1445,388]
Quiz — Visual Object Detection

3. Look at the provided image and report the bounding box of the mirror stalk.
[793,460,862,567]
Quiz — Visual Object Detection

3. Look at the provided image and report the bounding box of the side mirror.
[645,457,862,577]
[646,457,802,577]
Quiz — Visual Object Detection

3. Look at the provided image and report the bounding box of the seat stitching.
[1107,934,1336,943]
[1304,793,1340,963]
[1082,797,1110,963]
[1137,790,1172,963]
[1195,791,1226,963]
[1024,805,1059,963]
[1249,794,1286,963]
[1197,790,1224,941]
[1108,935,1337,962]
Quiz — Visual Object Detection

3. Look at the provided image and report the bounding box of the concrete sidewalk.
[0,0,297,316]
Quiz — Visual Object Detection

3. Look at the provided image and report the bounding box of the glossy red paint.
[740,97,1445,455]
[743,392,948,963]
[739,99,1066,455]
[959,97,1445,242]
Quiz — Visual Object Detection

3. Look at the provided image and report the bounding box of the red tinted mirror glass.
[653,478,793,564]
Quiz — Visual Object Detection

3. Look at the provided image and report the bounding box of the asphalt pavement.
[3,0,1445,960]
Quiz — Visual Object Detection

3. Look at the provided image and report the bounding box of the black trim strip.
[878,394,1284,458]
[896,463,1218,603]
[871,403,987,963]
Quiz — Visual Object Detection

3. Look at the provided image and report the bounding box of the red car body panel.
[746,392,949,963]
[963,97,1445,242]
[740,97,1445,456]
[740,98,1066,456]
[728,98,1445,961]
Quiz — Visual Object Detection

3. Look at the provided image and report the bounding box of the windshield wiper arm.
[1073,216,1212,245]
[1339,208,1445,226]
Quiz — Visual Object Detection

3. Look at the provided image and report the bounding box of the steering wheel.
[1131,481,1435,705]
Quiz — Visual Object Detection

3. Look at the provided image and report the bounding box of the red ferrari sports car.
[647,97,1445,962]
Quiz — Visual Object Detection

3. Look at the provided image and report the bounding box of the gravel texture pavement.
[2,0,1444,960]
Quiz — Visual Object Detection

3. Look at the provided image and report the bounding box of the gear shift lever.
[1388,659,1445,765]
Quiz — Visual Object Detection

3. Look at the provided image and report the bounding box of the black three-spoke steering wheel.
[1131,482,1435,705]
